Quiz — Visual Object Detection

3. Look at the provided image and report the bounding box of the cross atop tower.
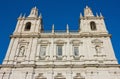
[28,6,38,18]
[84,5,94,17]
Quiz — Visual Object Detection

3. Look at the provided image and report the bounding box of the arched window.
[24,22,31,31]
[90,21,97,31]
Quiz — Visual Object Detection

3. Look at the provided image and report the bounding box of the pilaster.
[3,38,15,64]
[29,38,38,64]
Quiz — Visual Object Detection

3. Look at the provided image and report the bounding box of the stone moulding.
[0,64,120,68]
[18,17,41,20]
[10,34,111,38]
[80,16,104,20]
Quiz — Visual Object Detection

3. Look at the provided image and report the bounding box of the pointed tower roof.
[28,6,38,18]
[84,5,94,17]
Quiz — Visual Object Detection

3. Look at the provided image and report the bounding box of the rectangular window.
[40,46,46,56]
[57,45,62,56]
[74,47,79,56]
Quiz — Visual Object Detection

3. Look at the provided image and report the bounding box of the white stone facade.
[0,6,120,79]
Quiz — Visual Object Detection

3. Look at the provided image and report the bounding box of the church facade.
[0,6,120,79]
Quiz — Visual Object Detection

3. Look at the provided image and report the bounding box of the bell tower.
[3,7,43,64]
[79,6,117,64]
[79,6,108,34]
[13,7,43,35]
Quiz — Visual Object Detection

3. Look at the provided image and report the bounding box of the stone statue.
[18,46,25,56]
[95,45,101,53]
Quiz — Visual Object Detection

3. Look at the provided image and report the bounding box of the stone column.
[63,43,67,60]
[26,72,34,79]
[70,44,74,60]
[66,70,72,79]
[50,39,53,60]
[29,38,38,64]
[8,38,19,64]
[0,72,5,79]
[36,44,40,61]
[46,43,50,60]
[53,43,56,60]
[25,38,32,64]
[66,41,70,60]
[47,70,53,79]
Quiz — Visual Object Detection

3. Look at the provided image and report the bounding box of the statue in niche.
[18,46,25,56]
[95,45,101,53]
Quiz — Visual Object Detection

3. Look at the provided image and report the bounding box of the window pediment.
[70,40,82,46]
[92,39,103,46]
[38,40,50,45]
[54,40,66,44]
[92,39,103,43]
[18,40,29,44]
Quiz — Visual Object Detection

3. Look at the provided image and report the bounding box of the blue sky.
[0,0,120,64]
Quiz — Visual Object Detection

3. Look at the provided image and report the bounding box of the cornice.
[80,16,104,20]
[17,17,41,20]
[0,64,120,68]
[10,34,111,38]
